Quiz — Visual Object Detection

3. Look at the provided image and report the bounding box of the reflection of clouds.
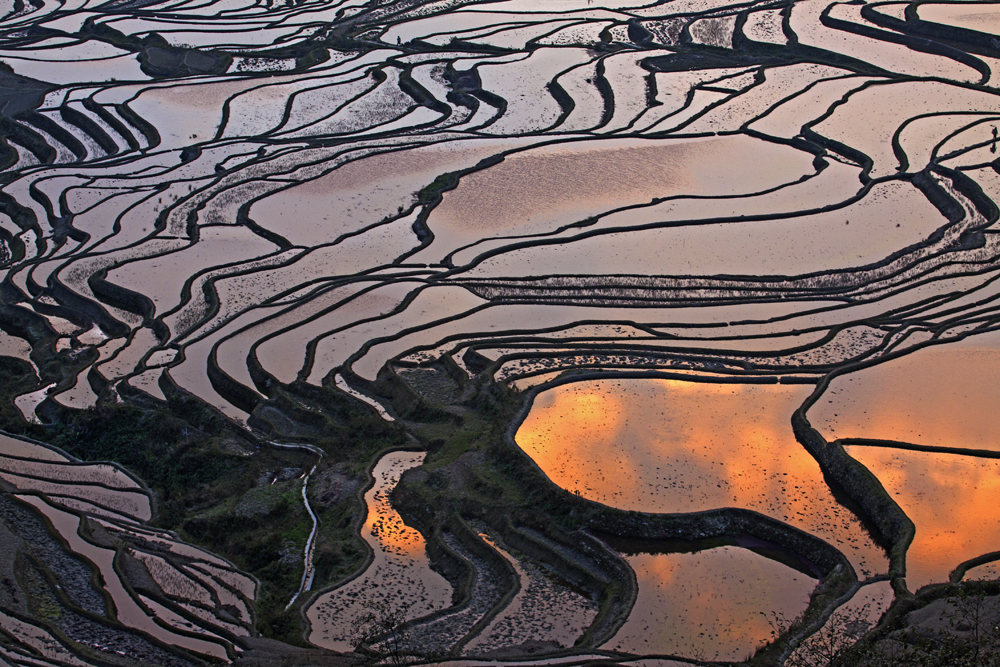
[609,548,815,660]
[517,379,886,576]
[811,333,1000,585]
[846,447,1000,589]
[643,551,679,586]
[6,0,1000,656]
[812,333,1000,451]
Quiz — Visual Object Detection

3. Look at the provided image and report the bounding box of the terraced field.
[2,0,1000,663]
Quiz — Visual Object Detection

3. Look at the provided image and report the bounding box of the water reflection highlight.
[516,378,885,576]
[608,547,815,660]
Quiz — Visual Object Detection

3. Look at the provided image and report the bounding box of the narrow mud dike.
[1,0,1000,663]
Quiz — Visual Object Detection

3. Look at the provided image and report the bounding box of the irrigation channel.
[2,0,1000,664]
[266,440,325,610]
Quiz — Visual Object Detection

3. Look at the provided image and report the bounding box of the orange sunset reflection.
[366,467,427,559]
[608,547,815,660]
[516,378,886,577]
[845,446,1000,589]
[306,452,452,651]
[810,332,1000,451]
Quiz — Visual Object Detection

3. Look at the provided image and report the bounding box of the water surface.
[810,330,1000,451]
[607,547,816,660]
[844,445,1000,590]
[306,451,452,651]
[517,378,886,576]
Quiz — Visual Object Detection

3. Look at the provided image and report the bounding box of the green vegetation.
[0,369,408,644]
[2,352,994,661]
[0,355,47,439]
[312,499,365,585]
[15,554,62,622]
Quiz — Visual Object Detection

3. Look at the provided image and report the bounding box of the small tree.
[931,589,1000,667]
[775,589,1000,667]
[783,603,876,667]
[350,597,412,666]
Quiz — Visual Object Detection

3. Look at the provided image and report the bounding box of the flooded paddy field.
[608,547,816,660]
[516,378,887,578]
[810,329,1000,452]
[306,451,452,652]
[2,0,1000,661]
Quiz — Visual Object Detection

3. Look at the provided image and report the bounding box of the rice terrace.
[2,0,1000,663]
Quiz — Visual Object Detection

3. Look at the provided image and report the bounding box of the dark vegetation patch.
[0,359,406,645]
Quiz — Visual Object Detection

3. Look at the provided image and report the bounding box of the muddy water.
[0,608,92,667]
[464,178,942,279]
[918,4,1000,34]
[516,378,885,577]
[0,454,137,488]
[105,226,276,314]
[0,330,33,366]
[0,433,69,462]
[131,550,215,604]
[360,299,832,387]
[813,81,999,177]
[965,560,1000,581]
[14,384,55,424]
[127,79,267,152]
[809,330,1000,451]
[453,157,863,269]
[305,451,452,651]
[419,135,815,261]
[790,0,976,82]
[0,471,151,521]
[607,547,815,660]
[14,495,230,659]
[465,528,598,653]
[343,285,489,380]
[249,138,539,247]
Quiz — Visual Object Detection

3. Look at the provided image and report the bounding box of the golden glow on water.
[609,548,815,660]
[811,335,1000,451]
[516,378,885,576]
[845,446,1000,589]
[366,477,427,558]
[305,451,452,651]
[807,333,1000,587]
